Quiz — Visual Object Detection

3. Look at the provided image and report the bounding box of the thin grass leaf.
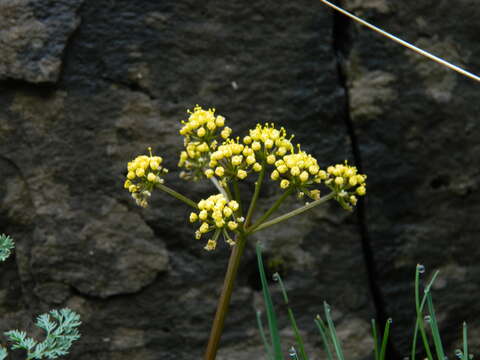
[273,273,308,360]
[314,316,334,360]
[426,292,446,360]
[379,318,392,360]
[256,243,283,360]
[323,302,345,360]
[463,322,468,360]
[411,267,439,360]
[256,310,273,360]
[371,319,380,360]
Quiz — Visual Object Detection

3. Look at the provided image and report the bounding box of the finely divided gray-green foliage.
[0,235,81,359]
[0,235,14,262]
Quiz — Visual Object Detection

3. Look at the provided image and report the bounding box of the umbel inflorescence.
[124,105,367,250]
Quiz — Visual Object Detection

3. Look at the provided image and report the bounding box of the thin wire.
[319,0,480,83]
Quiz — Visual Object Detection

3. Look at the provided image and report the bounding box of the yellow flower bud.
[266,154,276,164]
[215,166,225,177]
[205,169,214,178]
[199,222,209,233]
[253,163,262,172]
[243,136,252,144]
[135,168,145,177]
[207,121,216,130]
[280,179,290,189]
[232,155,242,166]
[228,221,238,230]
[127,171,136,180]
[204,239,217,251]
[197,127,206,137]
[251,141,260,151]
[271,170,280,180]
[265,139,274,149]
[349,176,357,186]
[335,177,344,185]
[150,161,159,170]
[356,186,366,196]
[350,195,358,205]
[237,170,247,179]
[223,207,233,217]
[299,171,309,182]
[124,180,131,189]
[246,155,256,165]
[189,213,198,222]
[221,127,231,139]
[278,165,288,174]
[199,210,208,220]
[228,201,239,211]
[291,167,300,176]
[128,184,137,193]
[215,115,225,127]
[147,173,156,182]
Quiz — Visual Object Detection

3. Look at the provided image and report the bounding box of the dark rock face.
[0,0,478,359]
[0,0,84,83]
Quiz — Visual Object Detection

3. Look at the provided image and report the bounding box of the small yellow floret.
[136,168,145,177]
[147,173,156,182]
[190,213,198,222]
[237,170,247,179]
[215,167,225,177]
[229,200,239,211]
[228,221,238,230]
[280,179,290,189]
[356,186,366,196]
[205,169,214,178]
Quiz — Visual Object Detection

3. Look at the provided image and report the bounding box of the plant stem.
[245,165,266,227]
[156,183,198,208]
[249,192,335,234]
[210,177,228,199]
[248,188,293,233]
[204,235,247,360]
[232,180,243,215]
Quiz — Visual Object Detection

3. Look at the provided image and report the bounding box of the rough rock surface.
[0,0,84,83]
[342,0,480,355]
[0,0,478,359]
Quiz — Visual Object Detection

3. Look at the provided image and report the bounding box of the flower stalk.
[124,106,368,359]
[204,235,247,360]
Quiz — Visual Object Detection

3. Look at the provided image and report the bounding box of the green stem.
[248,188,293,233]
[210,177,228,199]
[204,235,247,360]
[232,180,243,215]
[249,192,335,234]
[156,183,198,208]
[245,165,266,227]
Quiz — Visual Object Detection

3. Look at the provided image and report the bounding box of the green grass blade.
[314,316,334,360]
[411,266,438,360]
[323,302,345,360]
[463,322,468,360]
[273,273,309,360]
[426,292,445,360]
[256,310,273,360]
[371,319,379,360]
[379,318,392,360]
[256,243,283,359]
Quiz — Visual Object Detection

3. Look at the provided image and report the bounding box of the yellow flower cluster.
[324,162,367,209]
[124,148,168,207]
[243,123,294,165]
[205,138,262,181]
[178,105,232,180]
[189,194,242,251]
[270,148,326,198]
